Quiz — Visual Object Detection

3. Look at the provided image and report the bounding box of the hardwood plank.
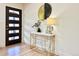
[0,43,56,56]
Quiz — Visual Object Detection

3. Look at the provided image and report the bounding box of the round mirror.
[38,3,52,21]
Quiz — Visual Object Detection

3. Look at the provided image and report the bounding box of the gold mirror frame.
[38,5,44,21]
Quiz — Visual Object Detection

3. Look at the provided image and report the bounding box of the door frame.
[5,6,22,46]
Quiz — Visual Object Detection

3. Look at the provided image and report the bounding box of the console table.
[30,32,55,56]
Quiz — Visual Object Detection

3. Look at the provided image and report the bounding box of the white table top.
[30,32,55,36]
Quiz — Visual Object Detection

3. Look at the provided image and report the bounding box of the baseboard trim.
[55,50,72,56]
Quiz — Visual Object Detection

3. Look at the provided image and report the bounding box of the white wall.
[0,3,24,47]
[52,3,79,56]
[23,3,43,44]
[23,3,79,56]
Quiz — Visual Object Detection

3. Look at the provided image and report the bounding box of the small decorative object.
[47,17,56,34]
[37,27,41,32]
[32,20,41,32]
[46,25,53,34]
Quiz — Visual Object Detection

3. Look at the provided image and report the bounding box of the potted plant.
[32,20,41,32]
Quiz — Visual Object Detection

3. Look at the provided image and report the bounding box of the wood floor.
[0,43,56,56]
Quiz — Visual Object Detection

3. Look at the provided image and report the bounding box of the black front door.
[6,6,22,46]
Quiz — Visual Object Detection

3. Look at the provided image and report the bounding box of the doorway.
[6,6,22,46]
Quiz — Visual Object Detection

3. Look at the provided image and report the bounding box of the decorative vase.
[37,27,41,32]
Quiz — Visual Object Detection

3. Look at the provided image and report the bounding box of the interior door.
[6,6,22,46]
